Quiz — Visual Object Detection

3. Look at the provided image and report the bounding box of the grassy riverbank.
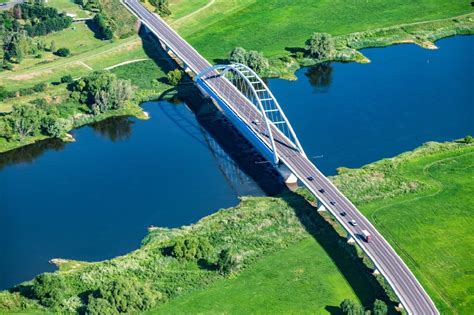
[0,140,471,314]
[166,0,473,78]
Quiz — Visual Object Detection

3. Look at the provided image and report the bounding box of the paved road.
[0,0,23,11]
[123,1,439,313]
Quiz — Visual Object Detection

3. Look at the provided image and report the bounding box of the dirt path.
[105,58,149,70]
[173,0,216,24]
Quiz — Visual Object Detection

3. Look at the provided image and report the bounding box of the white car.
[349,219,357,226]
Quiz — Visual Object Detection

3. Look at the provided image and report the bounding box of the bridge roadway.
[123,1,438,313]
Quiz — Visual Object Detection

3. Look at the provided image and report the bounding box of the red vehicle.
[362,229,372,242]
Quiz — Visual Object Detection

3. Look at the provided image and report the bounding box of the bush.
[86,279,156,314]
[54,48,70,57]
[245,50,269,72]
[217,248,239,275]
[171,236,213,261]
[229,47,247,64]
[373,299,388,315]
[32,273,69,308]
[93,13,113,40]
[33,83,47,92]
[61,75,74,84]
[464,135,473,144]
[167,69,182,86]
[228,47,269,72]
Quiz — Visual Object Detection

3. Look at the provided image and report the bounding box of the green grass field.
[152,238,363,314]
[168,0,472,61]
[148,142,473,314]
[47,0,91,18]
[168,0,210,20]
[356,145,474,314]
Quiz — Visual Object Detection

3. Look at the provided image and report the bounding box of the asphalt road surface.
[123,1,439,313]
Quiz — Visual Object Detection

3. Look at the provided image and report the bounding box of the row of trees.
[229,47,269,72]
[340,299,388,315]
[1,2,72,66]
[0,102,72,141]
[170,237,239,275]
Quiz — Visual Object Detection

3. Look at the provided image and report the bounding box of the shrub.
[246,50,269,72]
[54,48,70,57]
[167,69,182,86]
[464,135,473,144]
[373,299,388,315]
[61,75,74,84]
[228,47,269,72]
[33,83,47,92]
[86,279,156,313]
[217,248,239,275]
[229,47,247,64]
[32,273,69,308]
[171,236,213,261]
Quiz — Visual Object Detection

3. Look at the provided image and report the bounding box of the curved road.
[123,1,439,313]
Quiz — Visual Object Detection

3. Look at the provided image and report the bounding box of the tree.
[54,47,70,57]
[9,103,43,141]
[86,297,115,315]
[373,299,388,315]
[340,299,365,315]
[167,69,182,85]
[245,50,268,72]
[305,32,335,60]
[44,118,72,138]
[217,248,239,275]
[229,47,247,64]
[87,279,156,313]
[109,79,134,109]
[464,135,473,144]
[50,40,56,52]
[171,237,213,261]
[32,273,68,308]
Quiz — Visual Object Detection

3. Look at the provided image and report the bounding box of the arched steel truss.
[195,63,306,164]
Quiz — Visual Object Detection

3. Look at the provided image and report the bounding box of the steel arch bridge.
[195,63,306,164]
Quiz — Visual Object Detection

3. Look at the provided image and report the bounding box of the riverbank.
[1,140,471,314]
[0,57,173,153]
[266,13,474,80]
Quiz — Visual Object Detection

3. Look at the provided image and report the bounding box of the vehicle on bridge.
[362,229,372,242]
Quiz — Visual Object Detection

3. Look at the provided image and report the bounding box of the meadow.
[148,141,473,314]
[167,0,473,61]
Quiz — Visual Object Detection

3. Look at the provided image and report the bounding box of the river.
[0,36,472,289]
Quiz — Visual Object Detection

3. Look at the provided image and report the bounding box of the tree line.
[0,0,72,67]
[0,71,134,144]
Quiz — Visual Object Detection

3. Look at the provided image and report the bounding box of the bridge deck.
[123,1,438,313]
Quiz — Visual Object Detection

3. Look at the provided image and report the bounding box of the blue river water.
[0,36,472,289]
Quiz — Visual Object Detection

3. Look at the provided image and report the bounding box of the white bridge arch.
[195,63,306,164]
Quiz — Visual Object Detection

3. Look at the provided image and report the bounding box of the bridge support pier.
[347,234,355,244]
[316,199,326,212]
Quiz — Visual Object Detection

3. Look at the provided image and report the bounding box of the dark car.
[340,211,347,216]
[319,188,325,193]
[307,176,314,181]
[330,201,337,206]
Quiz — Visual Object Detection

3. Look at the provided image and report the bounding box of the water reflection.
[305,62,333,92]
[90,116,134,142]
[0,138,65,171]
